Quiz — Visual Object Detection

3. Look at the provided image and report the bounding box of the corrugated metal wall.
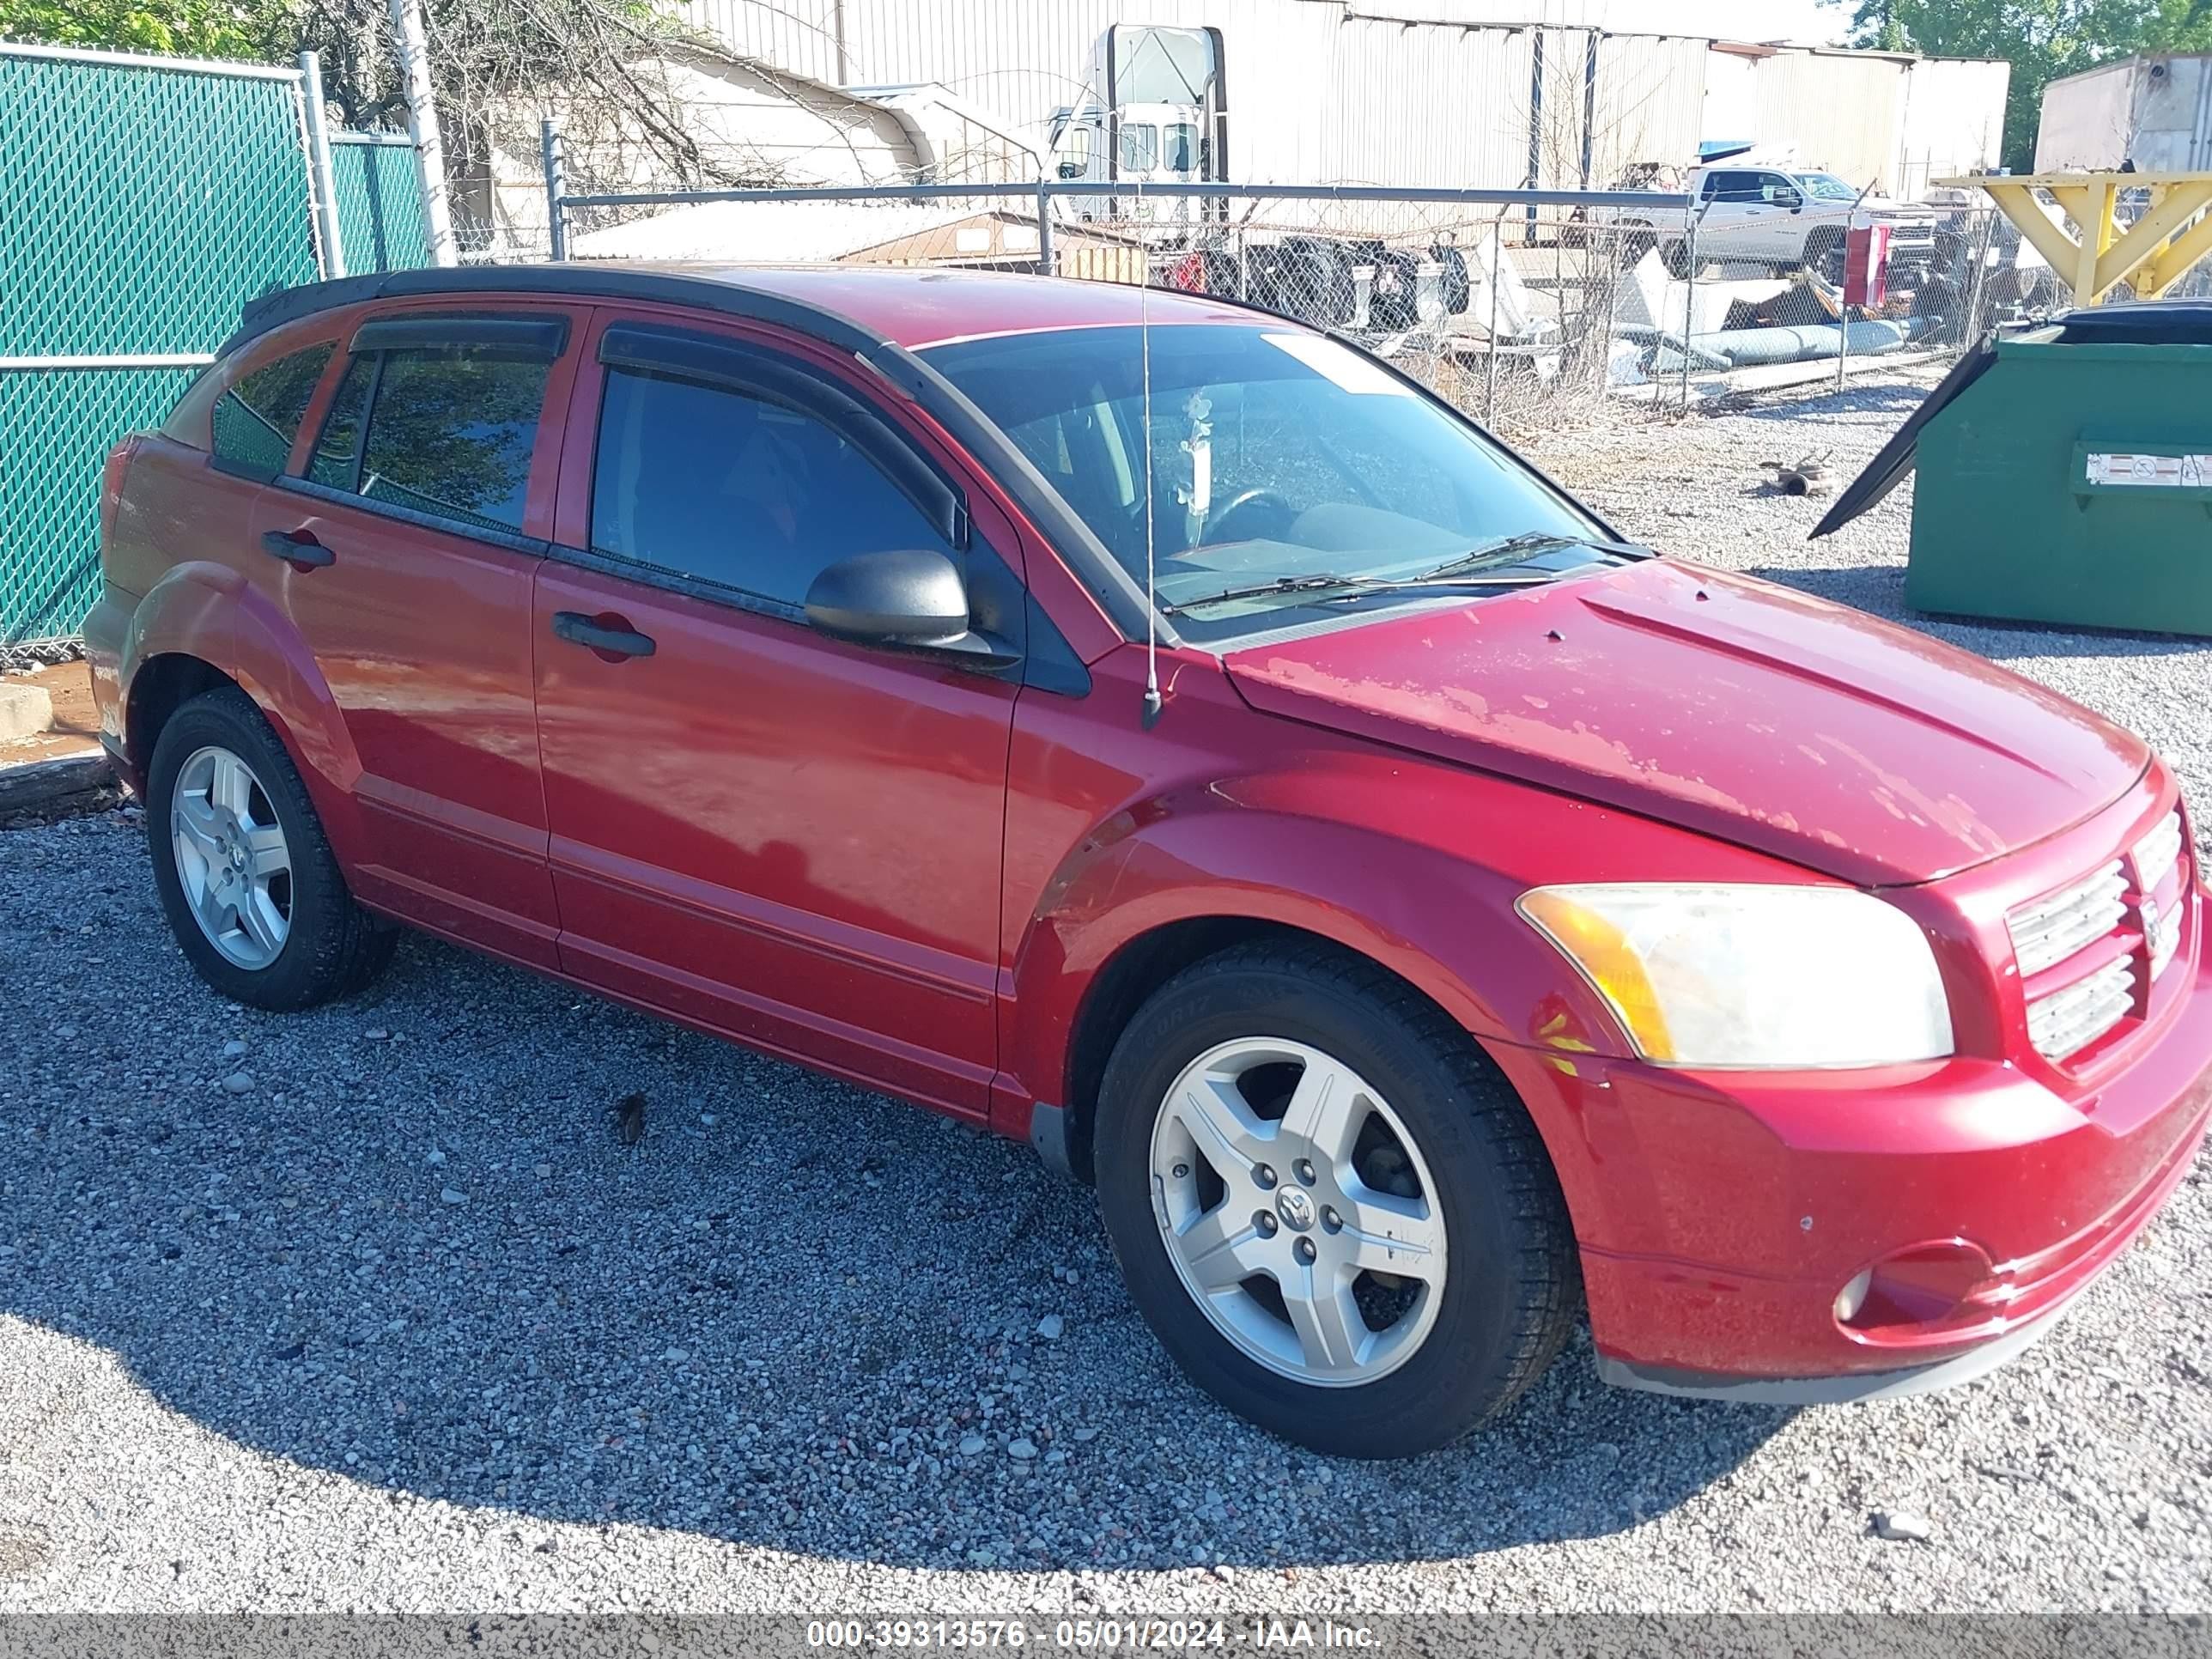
[1740,51,1905,187]
[1898,57,2010,192]
[678,0,1710,187]
[1593,33,1708,182]
[677,0,1997,196]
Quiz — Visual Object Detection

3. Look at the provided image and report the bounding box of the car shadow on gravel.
[6,843,1792,1571]
[1748,563,2211,661]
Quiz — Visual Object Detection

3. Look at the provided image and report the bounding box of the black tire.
[1662,238,1693,278]
[1805,227,1845,284]
[146,684,396,1011]
[1619,224,1656,267]
[1093,940,1579,1458]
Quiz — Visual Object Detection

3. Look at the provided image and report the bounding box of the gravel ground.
[2,369,2208,1617]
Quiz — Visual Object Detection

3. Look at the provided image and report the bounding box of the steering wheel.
[1203,488,1297,544]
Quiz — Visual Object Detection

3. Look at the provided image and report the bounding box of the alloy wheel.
[170,744,293,970]
[1148,1036,1449,1387]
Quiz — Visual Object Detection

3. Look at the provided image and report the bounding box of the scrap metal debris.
[1763,453,1836,496]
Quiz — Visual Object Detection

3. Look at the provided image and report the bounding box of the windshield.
[922,324,1603,641]
[1794,173,1861,201]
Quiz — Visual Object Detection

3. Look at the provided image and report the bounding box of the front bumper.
[1491,922,2212,1398]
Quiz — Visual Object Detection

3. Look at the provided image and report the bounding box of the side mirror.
[1056,160,1082,179]
[805,548,974,648]
[1776,188,1803,211]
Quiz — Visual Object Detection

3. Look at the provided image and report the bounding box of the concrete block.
[0,683,53,740]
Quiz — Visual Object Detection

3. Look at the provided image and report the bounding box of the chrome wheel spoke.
[244,822,289,878]
[1175,1206,1267,1293]
[1277,1056,1364,1167]
[236,886,287,958]
[1171,1076,1266,1180]
[174,795,226,864]
[1339,1187,1444,1280]
[208,750,253,817]
[1279,1261,1366,1376]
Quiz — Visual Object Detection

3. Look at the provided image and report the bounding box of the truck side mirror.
[1057,160,1082,179]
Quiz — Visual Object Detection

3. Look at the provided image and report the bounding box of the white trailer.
[2036,54,2212,173]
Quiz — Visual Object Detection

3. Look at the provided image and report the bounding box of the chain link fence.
[0,42,434,652]
[546,170,2206,441]
[552,177,1708,433]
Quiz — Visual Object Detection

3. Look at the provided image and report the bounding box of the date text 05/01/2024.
[805,1618,1382,1649]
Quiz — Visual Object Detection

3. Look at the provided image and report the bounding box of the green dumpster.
[1814,301,2212,637]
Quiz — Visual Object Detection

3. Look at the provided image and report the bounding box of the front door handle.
[551,611,656,660]
[261,529,334,568]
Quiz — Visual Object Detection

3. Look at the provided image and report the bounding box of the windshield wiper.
[1158,568,1559,617]
[1414,530,1653,580]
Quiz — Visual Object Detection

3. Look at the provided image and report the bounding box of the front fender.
[121,562,368,866]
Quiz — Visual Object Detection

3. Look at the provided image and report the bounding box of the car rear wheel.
[1093,941,1579,1457]
[147,685,394,1011]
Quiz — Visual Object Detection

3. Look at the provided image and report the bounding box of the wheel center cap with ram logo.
[1275,1188,1316,1232]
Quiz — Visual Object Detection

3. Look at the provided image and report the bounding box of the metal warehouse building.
[674,0,2009,198]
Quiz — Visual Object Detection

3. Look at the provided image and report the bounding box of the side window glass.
[210,343,334,478]
[307,353,374,490]
[590,366,954,610]
[356,344,550,534]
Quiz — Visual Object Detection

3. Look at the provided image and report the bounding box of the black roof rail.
[222,264,893,362]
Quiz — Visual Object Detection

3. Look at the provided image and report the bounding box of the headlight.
[1516,884,1954,1068]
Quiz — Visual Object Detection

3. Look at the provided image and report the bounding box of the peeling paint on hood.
[1223,561,2150,886]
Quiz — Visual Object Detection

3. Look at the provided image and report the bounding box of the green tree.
[0,0,286,58]
[1826,0,2185,169]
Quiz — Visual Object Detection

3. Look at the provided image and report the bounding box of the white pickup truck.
[1613,166,1940,276]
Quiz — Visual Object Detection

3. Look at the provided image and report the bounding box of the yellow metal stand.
[1936,171,2212,306]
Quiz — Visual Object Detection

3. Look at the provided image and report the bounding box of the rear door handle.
[551,611,656,659]
[260,529,334,568]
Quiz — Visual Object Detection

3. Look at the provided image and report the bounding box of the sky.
[1508,0,1850,45]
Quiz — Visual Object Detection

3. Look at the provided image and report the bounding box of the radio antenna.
[1139,201,1164,729]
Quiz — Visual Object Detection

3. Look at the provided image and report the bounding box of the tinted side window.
[353,345,549,534]
[210,343,334,478]
[307,353,374,490]
[590,366,955,609]
[1705,171,1765,203]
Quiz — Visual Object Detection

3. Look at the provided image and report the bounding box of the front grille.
[2026,957,2136,1062]
[2133,810,2189,983]
[2133,810,2184,890]
[2009,807,2194,1064]
[2007,860,2127,978]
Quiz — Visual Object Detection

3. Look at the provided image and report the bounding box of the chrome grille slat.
[2131,810,2184,890]
[2007,860,2127,979]
[2025,957,2136,1061]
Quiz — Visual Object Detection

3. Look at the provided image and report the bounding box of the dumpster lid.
[1809,331,2000,539]
[2054,300,2212,345]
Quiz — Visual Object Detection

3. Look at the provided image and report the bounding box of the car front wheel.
[1094,941,1579,1457]
[146,685,394,1011]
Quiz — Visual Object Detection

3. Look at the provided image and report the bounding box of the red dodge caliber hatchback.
[88,265,2209,1456]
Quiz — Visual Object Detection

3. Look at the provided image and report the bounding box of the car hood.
[1222,561,2149,886]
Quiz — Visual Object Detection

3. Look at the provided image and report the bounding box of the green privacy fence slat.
[331,138,434,275]
[0,46,350,644]
[0,53,319,358]
[0,366,203,642]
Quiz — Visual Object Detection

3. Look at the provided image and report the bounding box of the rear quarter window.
[210,343,334,479]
